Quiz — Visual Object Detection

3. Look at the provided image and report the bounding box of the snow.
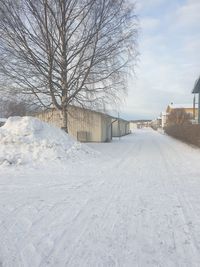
[0,116,95,166]
[169,103,194,109]
[1,128,200,266]
[0,118,7,123]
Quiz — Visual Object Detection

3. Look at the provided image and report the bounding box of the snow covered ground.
[1,122,200,266]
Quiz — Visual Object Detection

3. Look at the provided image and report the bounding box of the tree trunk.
[61,108,68,133]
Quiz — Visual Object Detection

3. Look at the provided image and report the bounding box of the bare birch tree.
[0,0,138,132]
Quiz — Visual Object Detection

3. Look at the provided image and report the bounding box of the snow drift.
[0,116,95,166]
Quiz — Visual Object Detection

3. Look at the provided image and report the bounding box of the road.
[1,129,200,266]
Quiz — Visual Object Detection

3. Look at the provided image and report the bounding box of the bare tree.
[0,94,41,118]
[0,100,26,117]
[167,108,191,126]
[0,0,138,132]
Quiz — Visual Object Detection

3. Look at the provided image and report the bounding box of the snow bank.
[0,118,7,122]
[0,116,95,166]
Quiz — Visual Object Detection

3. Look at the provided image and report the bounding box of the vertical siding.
[67,106,102,142]
[36,110,62,128]
[125,122,130,134]
[36,110,128,140]
[35,107,104,142]
[112,119,130,137]
[101,115,112,142]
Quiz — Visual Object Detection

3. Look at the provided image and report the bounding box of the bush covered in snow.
[0,116,95,166]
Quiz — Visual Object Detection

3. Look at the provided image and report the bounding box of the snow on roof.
[0,116,96,166]
[169,104,193,109]
[0,118,7,123]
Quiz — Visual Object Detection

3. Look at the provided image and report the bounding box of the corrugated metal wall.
[112,119,130,137]
[36,107,112,142]
[101,115,112,142]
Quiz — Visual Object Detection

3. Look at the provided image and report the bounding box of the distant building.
[157,116,162,128]
[129,120,151,129]
[129,121,138,132]
[166,103,198,124]
[166,103,196,117]
[161,112,167,128]
[150,118,160,130]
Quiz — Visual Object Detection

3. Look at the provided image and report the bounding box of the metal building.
[36,106,112,142]
[111,118,130,137]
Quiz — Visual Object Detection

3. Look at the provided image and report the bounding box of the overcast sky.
[120,0,200,120]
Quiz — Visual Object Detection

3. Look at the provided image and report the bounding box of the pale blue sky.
[121,0,200,120]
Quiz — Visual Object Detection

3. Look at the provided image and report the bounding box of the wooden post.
[198,93,200,124]
[193,94,195,120]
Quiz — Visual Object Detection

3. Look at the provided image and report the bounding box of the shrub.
[165,124,200,147]
[167,108,191,126]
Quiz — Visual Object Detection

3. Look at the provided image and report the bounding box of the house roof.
[192,76,200,93]
[168,103,194,109]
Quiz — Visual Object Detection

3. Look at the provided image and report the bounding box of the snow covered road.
[1,129,200,266]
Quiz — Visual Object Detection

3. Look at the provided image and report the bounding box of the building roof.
[168,103,194,109]
[192,76,200,93]
[130,119,151,123]
[35,106,129,122]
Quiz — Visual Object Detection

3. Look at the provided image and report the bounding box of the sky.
[120,0,200,120]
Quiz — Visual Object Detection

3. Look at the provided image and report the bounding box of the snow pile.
[0,116,95,166]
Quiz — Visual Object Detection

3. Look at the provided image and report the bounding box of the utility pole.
[198,93,200,124]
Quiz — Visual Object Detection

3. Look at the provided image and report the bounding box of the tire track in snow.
[155,133,200,266]
[43,139,143,266]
